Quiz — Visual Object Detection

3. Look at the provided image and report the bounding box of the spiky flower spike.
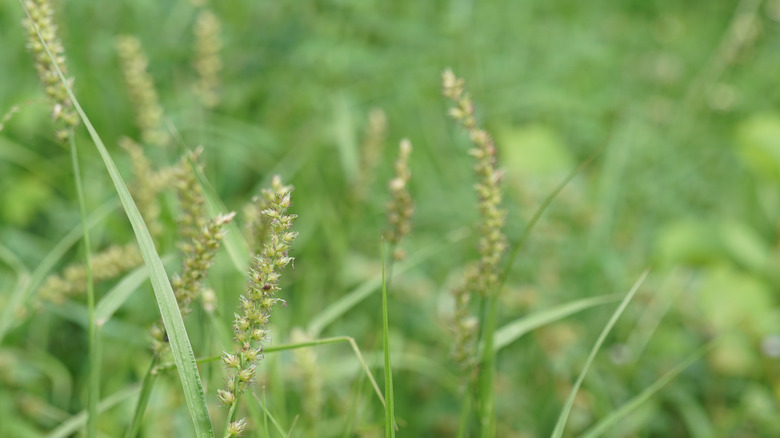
[173,212,236,314]
[22,0,79,142]
[193,9,222,109]
[152,211,236,352]
[39,243,143,303]
[219,176,298,431]
[442,69,507,297]
[173,149,207,252]
[354,108,388,199]
[116,36,169,147]
[385,138,414,260]
[120,137,175,238]
[443,69,508,377]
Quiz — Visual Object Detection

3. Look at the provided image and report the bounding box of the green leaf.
[580,339,717,438]
[551,269,649,438]
[306,238,455,337]
[95,255,176,326]
[45,385,141,438]
[492,294,620,353]
[0,200,117,345]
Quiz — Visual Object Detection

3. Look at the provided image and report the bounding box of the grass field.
[2,0,780,436]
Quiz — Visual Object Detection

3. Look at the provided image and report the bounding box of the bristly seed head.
[221,175,297,413]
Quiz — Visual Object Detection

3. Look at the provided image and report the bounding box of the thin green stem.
[223,400,239,437]
[477,294,498,438]
[384,242,397,292]
[499,146,603,288]
[69,130,99,438]
[456,392,472,438]
[124,355,160,438]
[381,241,396,437]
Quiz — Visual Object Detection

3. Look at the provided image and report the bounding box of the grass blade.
[492,294,620,353]
[158,336,388,409]
[0,200,117,345]
[20,4,215,435]
[477,295,498,438]
[551,268,650,438]
[306,235,460,337]
[124,357,159,438]
[500,146,603,287]
[95,255,175,325]
[381,241,396,437]
[251,393,290,438]
[0,244,31,341]
[580,338,718,438]
[45,385,141,438]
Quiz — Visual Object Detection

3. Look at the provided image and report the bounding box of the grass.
[3,0,780,436]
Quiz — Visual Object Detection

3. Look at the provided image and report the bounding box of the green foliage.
[3,0,780,436]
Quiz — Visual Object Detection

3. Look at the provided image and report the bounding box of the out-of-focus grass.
[2,0,780,436]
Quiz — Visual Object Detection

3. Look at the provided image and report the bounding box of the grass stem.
[69,130,99,438]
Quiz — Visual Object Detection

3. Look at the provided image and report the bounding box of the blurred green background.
[2,0,780,436]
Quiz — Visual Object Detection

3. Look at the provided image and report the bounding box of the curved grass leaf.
[95,255,175,325]
[551,269,650,438]
[492,294,620,353]
[159,335,388,409]
[21,5,214,435]
[45,385,141,438]
[306,233,464,337]
[251,393,290,438]
[0,200,117,345]
[580,338,717,438]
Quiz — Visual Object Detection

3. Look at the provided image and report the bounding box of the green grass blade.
[551,269,650,438]
[0,244,31,342]
[580,338,718,438]
[477,295,498,438]
[251,393,290,438]
[20,5,214,435]
[306,241,448,337]
[124,356,159,438]
[492,294,620,353]
[159,336,388,409]
[0,243,29,278]
[47,300,148,346]
[0,200,117,345]
[45,385,141,438]
[500,147,603,287]
[381,242,396,437]
[95,255,175,325]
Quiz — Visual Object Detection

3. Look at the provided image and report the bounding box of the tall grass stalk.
[124,356,159,438]
[67,131,99,437]
[381,241,396,437]
[21,3,215,434]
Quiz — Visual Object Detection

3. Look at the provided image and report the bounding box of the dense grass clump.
[2,0,780,437]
